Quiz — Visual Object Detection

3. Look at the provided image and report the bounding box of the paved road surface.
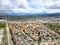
[19,34,28,45]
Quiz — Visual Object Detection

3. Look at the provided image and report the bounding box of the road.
[16,28,28,45]
[6,20,13,45]
[19,34,28,45]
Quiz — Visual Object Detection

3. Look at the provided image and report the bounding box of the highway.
[6,21,11,45]
[6,21,13,45]
[8,20,60,24]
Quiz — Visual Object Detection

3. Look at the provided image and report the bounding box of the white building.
[0,29,4,43]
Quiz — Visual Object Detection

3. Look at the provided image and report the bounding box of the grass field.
[0,23,6,28]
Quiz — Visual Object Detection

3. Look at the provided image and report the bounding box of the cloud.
[0,0,60,13]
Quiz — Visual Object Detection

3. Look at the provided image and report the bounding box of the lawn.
[0,23,6,28]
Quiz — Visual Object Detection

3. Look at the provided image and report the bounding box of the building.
[40,42,58,45]
[0,29,4,44]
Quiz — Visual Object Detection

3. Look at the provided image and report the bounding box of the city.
[0,19,60,45]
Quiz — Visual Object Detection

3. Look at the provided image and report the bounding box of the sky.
[0,0,60,14]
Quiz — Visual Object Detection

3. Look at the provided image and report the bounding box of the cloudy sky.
[0,0,60,14]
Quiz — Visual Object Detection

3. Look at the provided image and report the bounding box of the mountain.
[0,13,60,17]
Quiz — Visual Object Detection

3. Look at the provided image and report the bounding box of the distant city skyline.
[0,0,60,14]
